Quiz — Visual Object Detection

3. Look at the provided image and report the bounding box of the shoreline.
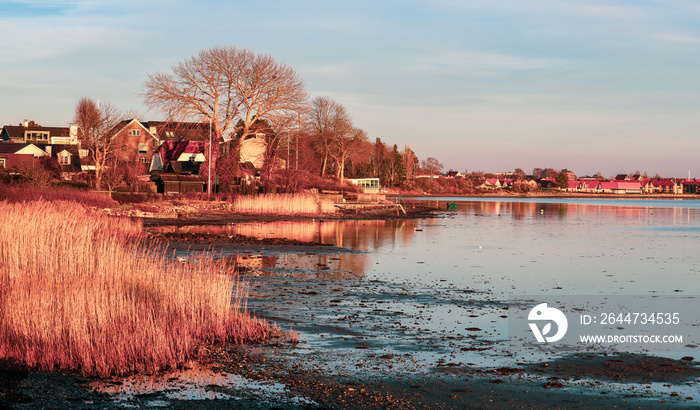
[112,192,700,227]
[393,191,700,200]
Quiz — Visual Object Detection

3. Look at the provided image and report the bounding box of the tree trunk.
[339,155,346,186]
[321,151,328,178]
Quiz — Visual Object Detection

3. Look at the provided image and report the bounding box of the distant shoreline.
[392,192,700,200]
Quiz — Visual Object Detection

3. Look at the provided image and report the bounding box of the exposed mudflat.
[3,264,697,409]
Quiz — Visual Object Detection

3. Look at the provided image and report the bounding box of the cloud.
[652,32,700,44]
[0,19,122,64]
[416,51,563,75]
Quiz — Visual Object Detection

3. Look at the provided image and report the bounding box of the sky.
[1,0,699,178]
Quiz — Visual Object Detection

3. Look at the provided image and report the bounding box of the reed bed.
[0,200,271,377]
[233,193,336,215]
[0,183,117,208]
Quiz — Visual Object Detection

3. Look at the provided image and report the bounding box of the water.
[137,197,700,406]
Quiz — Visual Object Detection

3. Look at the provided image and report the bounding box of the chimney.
[23,119,29,127]
[69,124,79,145]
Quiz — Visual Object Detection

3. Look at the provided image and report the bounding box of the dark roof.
[0,143,32,154]
[145,121,210,141]
[236,161,259,177]
[109,119,154,138]
[167,161,201,174]
[2,125,70,140]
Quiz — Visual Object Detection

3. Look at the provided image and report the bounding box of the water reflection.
[152,219,428,279]
[417,199,699,225]
[149,218,422,250]
[221,252,368,279]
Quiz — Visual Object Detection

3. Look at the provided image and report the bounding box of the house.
[110,119,159,165]
[110,119,212,171]
[445,171,464,179]
[537,178,558,189]
[642,178,682,194]
[599,181,642,194]
[682,179,700,194]
[0,143,49,159]
[235,161,260,186]
[561,169,577,180]
[512,179,538,190]
[1,121,78,145]
[0,143,42,170]
[565,180,579,192]
[348,178,380,193]
[239,132,268,169]
[478,179,502,189]
[613,181,642,194]
[150,140,205,174]
[49,145,83,180]
[577,179,601,193]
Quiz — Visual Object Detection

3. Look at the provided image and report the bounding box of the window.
[165,131,175,139]
[0,158,5,169]
[138,143,148,155]
[25,131,49,141]
[138,157,149,164]
[129,129,141,136]
[58,153,71,166]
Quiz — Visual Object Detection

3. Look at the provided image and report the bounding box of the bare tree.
[421,157,444,177]
[14,158,55,188]
[74,97,123,190]
[402,145,418,182]
[329,127,368,185]
[308,96,354,179]
[143,46,309,190]
[101,157,125,195]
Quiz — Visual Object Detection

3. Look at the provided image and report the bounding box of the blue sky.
[1,0,699,177]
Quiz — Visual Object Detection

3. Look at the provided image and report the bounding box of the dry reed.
[0,200,271,377]
[0,183,117,208]
[233,193,336,215]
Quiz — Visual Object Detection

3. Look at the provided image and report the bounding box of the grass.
[0,200,272,377]
[233,193,337,215]
[0,183,117,208]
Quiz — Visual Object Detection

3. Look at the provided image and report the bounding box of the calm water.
[163,197,700,295]
[158,198,699,358]
[127,198,700,405]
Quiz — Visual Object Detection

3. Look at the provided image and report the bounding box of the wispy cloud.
[652,32,700,44]
[0,16,127,64]
[426,51,562,74]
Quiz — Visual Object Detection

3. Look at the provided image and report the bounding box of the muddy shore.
[2,205,699,409]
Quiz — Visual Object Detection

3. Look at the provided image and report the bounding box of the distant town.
[1,118,699,196]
